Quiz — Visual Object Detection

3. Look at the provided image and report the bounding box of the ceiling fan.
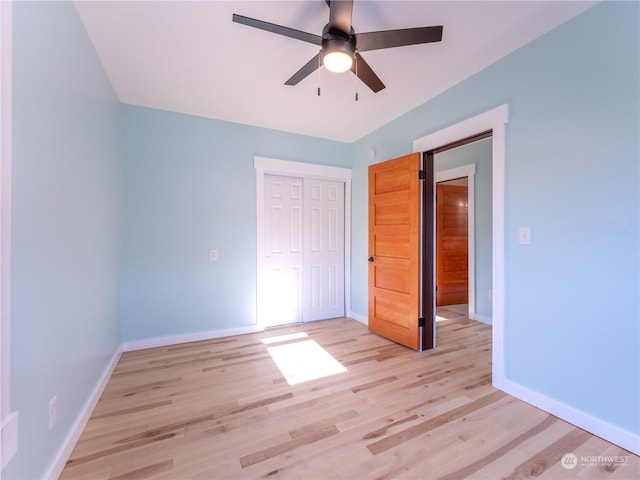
[232,0,443,94]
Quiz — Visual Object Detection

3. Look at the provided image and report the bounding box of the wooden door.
[368,153,421,350]
[436,183,469,305]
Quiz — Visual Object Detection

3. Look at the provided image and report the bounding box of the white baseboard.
[348,311,368,326]
[46,345,123,480]
[470,313,492,325]
[503,379,640,456]
[122,325,264,352]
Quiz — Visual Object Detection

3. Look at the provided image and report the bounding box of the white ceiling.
[74,1,596,143]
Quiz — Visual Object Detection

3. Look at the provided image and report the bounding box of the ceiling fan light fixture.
[322,36,354,73]
[323,50,353,72]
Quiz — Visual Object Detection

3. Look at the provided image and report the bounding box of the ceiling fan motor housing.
[322,24,355,58]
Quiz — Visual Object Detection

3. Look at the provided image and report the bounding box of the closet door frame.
[255,156,352,328]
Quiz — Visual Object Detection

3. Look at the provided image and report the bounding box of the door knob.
[368,257,374,262]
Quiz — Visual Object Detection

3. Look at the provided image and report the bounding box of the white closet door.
[263,175,303,326]
[303,178,345,322]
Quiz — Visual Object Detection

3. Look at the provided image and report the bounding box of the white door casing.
[0,1,18,470]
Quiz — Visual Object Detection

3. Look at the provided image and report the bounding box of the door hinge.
[418,317,425,327]
[418,170,426,180]
[435,285,438,292]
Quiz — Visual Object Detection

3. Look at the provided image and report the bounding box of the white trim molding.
[435,164,479,323]
[122,325,264,352]
[254,157,352,329]
[255,157,352,182]
[469,313,492,325]
[0,1,17,471]
[46,346,122,479]
[503,379,640,455]
[434,163,476,182]
[413,104,509,390]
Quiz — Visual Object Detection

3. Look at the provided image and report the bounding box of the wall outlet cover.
[49,395,57,430]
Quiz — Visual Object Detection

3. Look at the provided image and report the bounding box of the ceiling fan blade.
[285,53,322,86]
[355,26,443,52]
[232,14,322,45]
[352,53,385,93]
[328,0,354,34]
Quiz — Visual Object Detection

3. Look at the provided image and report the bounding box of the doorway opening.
[433,135,494,329]
[436,176,469,323]
[436,177,469,307]
[367,123,498,353]
[422,130,492,348]
[413,104,508,387]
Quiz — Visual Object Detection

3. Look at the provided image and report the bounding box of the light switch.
[518,227,531,245]
[209,249,218,261]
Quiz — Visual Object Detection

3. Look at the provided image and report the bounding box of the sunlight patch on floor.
[266,339,348,385]
[436,304,468,322]
[261,332,308,345]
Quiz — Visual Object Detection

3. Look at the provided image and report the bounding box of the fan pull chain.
[317,50,322,96]
[354,53,359,102]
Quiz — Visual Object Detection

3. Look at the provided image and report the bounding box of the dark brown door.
[368,153,421,350]
[436,183,468,306]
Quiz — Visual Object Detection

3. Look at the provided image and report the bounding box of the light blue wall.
[436,138,492,319]
[351,1,639,437]
[120,105,352,342]
[7,2,122,479]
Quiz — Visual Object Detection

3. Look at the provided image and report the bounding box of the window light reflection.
[261,332,309,345]
[267,339,347,385]
[264,269,300,325]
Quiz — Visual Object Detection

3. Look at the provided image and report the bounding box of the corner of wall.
[45,346,122,480]
[503,378,640,456]
[348,312,368,326]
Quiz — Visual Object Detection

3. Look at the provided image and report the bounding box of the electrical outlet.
[49,395,57,430]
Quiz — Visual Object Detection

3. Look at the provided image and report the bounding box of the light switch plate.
[518,227,531,245]
[209,249,218,261]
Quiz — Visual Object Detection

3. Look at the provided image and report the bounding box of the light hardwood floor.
[61,312,639,479]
